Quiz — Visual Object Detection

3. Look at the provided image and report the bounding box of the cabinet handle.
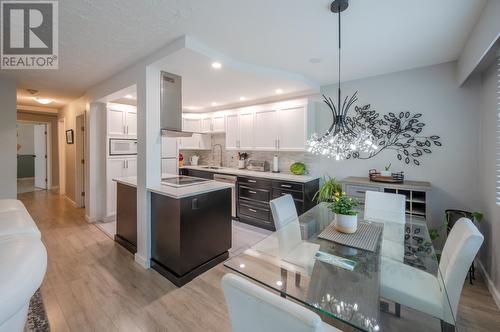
[248,208,257,213]
[249,190,257,194]
[123,126,126,134]
[281,184,292,188]
[356,191,365,194]
[126,160,128,168]
[278,139,280,149]
[126,125,129,134]
[248,179,256,183]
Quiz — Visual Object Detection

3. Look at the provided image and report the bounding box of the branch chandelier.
[307,0,377,160]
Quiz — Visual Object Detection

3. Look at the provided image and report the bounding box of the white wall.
[312,62,481,229]
[0,76,17,198]
[17,123,35,155]
[478,56,500,305]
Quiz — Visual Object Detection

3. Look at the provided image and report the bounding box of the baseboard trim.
[478,260,500,310]
[134,253,150,269]
[85,215,97,223]
[102,214,116,223]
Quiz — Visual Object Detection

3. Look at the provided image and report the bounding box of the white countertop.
[113,176,233,199]
[181,165,319,183]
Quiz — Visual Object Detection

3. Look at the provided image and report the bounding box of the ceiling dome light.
[211,62,222,69]
[239,96,246,101]
[125,94,135,99]
[211,102,218,107]
[275,88,283,94]
[33,97,53,105]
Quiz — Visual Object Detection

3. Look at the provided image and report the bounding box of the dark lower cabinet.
[238,176,319,231]
[115,183,137,254]
[151,188,232,287]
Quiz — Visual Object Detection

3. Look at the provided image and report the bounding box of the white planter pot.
[380,171,391,177]
[335,213,358,234]
[238,160,246,169]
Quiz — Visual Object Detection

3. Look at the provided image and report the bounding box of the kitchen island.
[113,176,233,287]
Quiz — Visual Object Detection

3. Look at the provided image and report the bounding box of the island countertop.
[180,165,319,183]
[113,176,233,199]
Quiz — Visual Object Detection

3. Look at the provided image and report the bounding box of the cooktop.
[161,175,211,188]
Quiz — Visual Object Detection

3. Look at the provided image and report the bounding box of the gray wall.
[0,77,17,198]
[478,57,500,298]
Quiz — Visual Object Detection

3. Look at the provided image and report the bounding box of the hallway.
[18,190,500,332]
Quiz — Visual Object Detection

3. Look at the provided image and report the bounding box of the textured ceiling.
[0,0,486,108]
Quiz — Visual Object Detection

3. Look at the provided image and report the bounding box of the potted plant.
[313,176,342,203]
[330,192,359,233]
[381,163,392,177]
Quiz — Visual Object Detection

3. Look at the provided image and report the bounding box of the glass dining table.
[224,203,455,332]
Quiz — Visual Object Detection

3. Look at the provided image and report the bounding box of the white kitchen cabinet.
[238,112,254,150]
[179,133,211,150]
[212,115,225,133]
[106,157,137,218]
[161,158,178,175]
[107,105,137,138]
[277,105,307,151]
[162,136,178,158]
[183,117,201,132]
[225,113,239,150]
[254,109,278,150]
[201,117,212,133]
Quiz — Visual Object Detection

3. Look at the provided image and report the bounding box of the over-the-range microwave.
[109,138,137,156]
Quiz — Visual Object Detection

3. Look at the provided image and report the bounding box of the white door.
[125,158,137,177]
[125,109,137,137]
[239,112,254,150]
[161,159,177,175]
[278,106,307,151]
[212,116,225,132]
[106,158,125,217]
[201,117,212,133]
[254,109,278,150]
[162,136,177,158]
[225,114,239,150]
[108,108,126,136]
[34,124,47,189]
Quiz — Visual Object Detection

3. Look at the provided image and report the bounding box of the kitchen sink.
[201,166,222,170]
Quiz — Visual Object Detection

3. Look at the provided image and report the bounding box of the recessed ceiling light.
[125,94,135,99]
[275,89,283,94]
[211,62,222,69]
[211,102,218,107]
[33,97,53,105]
[239,96,246,101]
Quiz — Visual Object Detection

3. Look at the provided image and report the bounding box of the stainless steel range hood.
[160,71,196,137]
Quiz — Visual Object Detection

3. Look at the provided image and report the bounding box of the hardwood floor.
[18,190,500,332]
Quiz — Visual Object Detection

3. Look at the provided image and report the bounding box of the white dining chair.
[380,218,484,329]
[221,273,342,332]
[364,191,406,261]
[270,195,320,274]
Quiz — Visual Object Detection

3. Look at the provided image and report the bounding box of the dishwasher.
[213,174,237,218]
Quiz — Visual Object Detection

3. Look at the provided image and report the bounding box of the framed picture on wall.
[66,129,74,144]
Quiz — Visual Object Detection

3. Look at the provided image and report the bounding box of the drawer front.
[186,169,214,180]
[239,203,270,221]
[239,186,270,203]
[344,184,380,201]
[273,181,303,192]
[238,176,272,189]
[272,188,304,201]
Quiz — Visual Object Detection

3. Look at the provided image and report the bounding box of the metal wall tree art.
[344,101,442,165]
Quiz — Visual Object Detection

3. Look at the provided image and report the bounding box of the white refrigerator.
[161,137,178,175]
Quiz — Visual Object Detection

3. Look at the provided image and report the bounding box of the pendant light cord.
[337,3,342,126]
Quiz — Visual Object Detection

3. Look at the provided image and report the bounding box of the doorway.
[17,122,51,194]
[75,114,86,208]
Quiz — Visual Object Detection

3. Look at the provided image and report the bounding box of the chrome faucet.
[212,144,223,167]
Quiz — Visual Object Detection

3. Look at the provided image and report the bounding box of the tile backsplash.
[180,133,315,174]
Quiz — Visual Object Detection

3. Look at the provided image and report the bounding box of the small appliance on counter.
[272,155,279,173]
[179,153,184,167]
[246,160,269,172]
[190,155,199,166]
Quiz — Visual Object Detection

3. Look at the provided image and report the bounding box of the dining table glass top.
[224,203,455,332]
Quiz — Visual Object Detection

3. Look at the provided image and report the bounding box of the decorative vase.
[238,159,246,169]
[335,213,358,234]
